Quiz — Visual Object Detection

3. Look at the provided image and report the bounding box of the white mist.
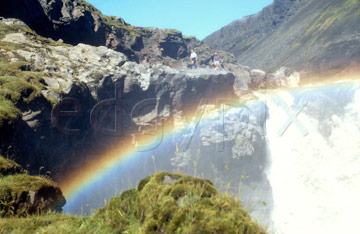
[266,85,360,234]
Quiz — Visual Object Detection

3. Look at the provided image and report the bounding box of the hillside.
[204,0,360,78]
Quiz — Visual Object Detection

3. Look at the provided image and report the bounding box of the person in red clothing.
[213,51,221,70]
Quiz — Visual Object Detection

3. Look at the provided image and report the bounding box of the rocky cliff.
[0,0,237,65]
[0,0,191,62]
[204,0,360,78]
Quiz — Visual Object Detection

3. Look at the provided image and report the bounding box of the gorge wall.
[0,17,300,223]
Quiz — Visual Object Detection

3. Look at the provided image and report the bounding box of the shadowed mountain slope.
[204,0,360,78]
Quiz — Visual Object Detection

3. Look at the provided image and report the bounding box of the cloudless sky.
[86,0,273,40]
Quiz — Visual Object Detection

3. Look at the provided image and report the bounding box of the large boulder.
[0,171,66,217]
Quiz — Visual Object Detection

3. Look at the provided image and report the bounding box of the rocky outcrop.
[0,0,193,63]
[204,0,360,77]
[0,175,66,217]
[93,171,266,233]
[0,159,66,218]
[0,0,174,61]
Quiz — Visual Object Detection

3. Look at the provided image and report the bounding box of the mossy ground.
[0,155,22,176]
[0,23,60,127]
[0,172,63,218]
[1,174,59,192]
[1,171,266,234]
[0,63,44,127]
[0,156,66,218]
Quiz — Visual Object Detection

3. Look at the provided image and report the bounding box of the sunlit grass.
[1,171,266,233]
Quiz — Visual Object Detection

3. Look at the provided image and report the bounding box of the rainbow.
[60,93,248,212]
[59,72,360,213]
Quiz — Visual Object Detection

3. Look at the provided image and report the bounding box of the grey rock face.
[163,175,180,185]
[0,0,239,68]
[0,0,189,62]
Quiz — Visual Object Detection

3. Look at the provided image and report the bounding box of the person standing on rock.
[213,51,221,70]
[190,50,197,68]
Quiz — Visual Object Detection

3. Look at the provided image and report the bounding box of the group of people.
[190,50,221,70]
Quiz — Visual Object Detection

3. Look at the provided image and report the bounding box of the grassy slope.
[0,155,22,175]
[1,171,266,234]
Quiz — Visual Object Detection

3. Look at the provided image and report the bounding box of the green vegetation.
[77,0,101,14]
[0,171,266,233]
[141,27,153,32]
[101,15,127,28]
[114,24,140,38]
[63,0,101,15]
[100,14,140,38]
[0,155,22,176]
[0,174,63,217]
[0,174,59,192]
[0,156,65,218]
[0,98,21,127]
[0,23,55,127]
[90,71,103,80]
[0,22,69,48]
[64,0,142,39]
[0,23,34,41]
[0,41,28,53]
[0,214,83,234]
[183,35,196,40]
[0,62,45,127]
[162,29,181,35]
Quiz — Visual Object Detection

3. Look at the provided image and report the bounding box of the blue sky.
[87,0,273,40]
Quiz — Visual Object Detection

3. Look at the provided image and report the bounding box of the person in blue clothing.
[213,51,221,70]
